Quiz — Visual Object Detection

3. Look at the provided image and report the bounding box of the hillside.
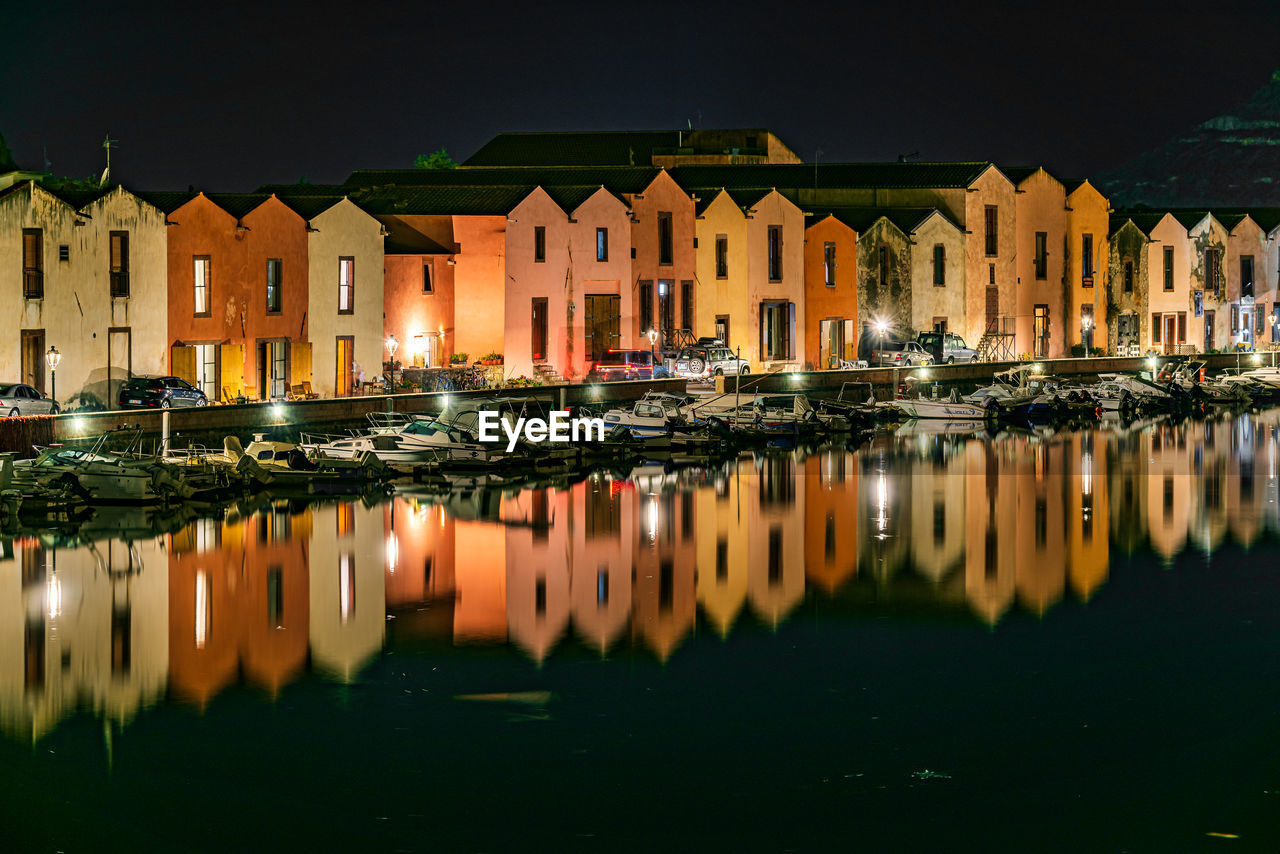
[1099,70,1280,207]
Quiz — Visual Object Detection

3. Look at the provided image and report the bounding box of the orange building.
[158,193,312,401]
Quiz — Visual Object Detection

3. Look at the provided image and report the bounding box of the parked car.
[872,340,933,366]
[673,346,750,379]
[917,331,980,364]
[118,376,209,409]
[587,349,671,381]
[0,383,58,416]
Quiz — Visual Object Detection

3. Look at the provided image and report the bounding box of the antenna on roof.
[687,118,692,131]
[896,150,919,163]
[100,133,118,186]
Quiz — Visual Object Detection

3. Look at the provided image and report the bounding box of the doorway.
[715,315,730,348]
[819,319,844,369]
[20,329,45,393]
[257,340,289,399]
[1204,310,1216,352]
[1034,305,1050,358]
[584,294,621,361]
[1163,315,1177,355]
[336,336,354,396]
[531,298,548,361]
[657,280,675,338]
[985,286,999,328]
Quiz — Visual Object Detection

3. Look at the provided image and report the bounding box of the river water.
[2,411,1278,852]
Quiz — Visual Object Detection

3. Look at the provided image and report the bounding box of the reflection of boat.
[895,418,986,436]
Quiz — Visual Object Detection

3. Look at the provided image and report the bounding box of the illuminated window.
[193,255,210,316]
[596,227,608,262]
[338,257,354,314]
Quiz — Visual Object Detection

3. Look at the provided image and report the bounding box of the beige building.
[0,180,167,407]
[306,198,385,397]
[908,209,967,344]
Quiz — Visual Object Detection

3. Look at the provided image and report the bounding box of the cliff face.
[1099,70,1280,207]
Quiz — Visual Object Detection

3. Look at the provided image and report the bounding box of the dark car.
[118,376,209,409]
[588,349,671,381]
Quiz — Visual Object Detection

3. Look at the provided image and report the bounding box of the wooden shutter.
[1152,314,1161,344]
[608,295,621,349]
[220,344,245,398]
[170,345,198,385]
[1177,312,1187,343]
[290,341,312,386]
[787,302,796,361]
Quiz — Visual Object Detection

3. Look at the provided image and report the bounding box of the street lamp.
[45,346,61,402]
[1081,315,1094,355]
[647,328,658,365]
[386,335,398,394]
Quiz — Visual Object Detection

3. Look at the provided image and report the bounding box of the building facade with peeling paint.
[0,180,167,407]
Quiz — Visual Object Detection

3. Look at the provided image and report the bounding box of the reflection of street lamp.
[45,346,61,402]
[386,335,398,394]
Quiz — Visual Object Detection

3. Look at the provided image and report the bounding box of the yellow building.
[1065,180,1111,354]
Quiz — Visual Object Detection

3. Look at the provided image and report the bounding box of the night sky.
[4,0,1279,190]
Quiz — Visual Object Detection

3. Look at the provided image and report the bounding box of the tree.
[414,148,456,170]
[0,131,17,172]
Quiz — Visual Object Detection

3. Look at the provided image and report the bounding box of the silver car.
[674,346,750,379]
[0,383,59,416]
[941,334,979,364]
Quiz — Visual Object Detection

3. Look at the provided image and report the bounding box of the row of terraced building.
[3,128,1279,405]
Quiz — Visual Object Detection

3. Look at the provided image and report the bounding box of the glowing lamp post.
[45,346,61,403]
[647,328,658,364]
[386,335,398,395]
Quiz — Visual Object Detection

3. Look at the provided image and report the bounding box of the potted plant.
[450,352,468,365]
[481,351,503,366]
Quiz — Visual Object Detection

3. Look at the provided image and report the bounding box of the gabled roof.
[377,216,454,255]
[542,184,630,214]
[1000,166,1043,186]
[345,166,662,195]
[672,161,993,191]
[802,205,958,235]
[353,185,535,216]
[204,193,277,220]
[691,186,777,216]
[134,189,199,213]
[1109,210,1169,237]
[275,194,348,220]
[255,183,350,195]
[463,131,688,167]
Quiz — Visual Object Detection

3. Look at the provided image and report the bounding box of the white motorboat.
[601,393,693,438]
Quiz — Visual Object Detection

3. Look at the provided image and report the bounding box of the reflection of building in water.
[571,476,633,653]
[964,441,1018,624]
[169,509,312,705]
[505,486,572,662]
[1146,422,1191,560]
[309,501,385,682]
[908,450,966,584]
[746,454,805,626]
[0,534,167,742]
[696,463,750,635]
[1107,429,1148,557]
[631,476,697,660]
[1068,432,1109,601]
[804,450,858,594]
[1190,420,1232,554]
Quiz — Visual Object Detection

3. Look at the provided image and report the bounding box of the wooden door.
[985,286,999,327]
[336,336,354,396]
[20,329,44,393]
[531,298,548,361]
[1204,310,1216,352]
[584,294,620,361]
[1164,316,1177,354]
